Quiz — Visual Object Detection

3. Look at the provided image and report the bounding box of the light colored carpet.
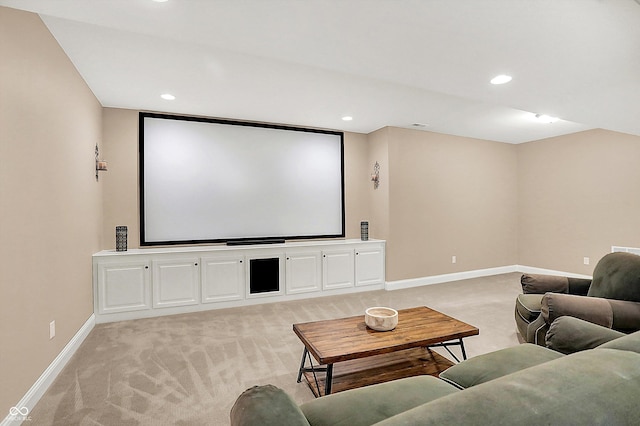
[28,272,522,425]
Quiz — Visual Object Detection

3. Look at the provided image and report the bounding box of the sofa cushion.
[230,384,310,426]
[515,293,543,323]
[300,375,458,426]
[439,343,562,389]
[598,329,640,354]
[374,349,640,425]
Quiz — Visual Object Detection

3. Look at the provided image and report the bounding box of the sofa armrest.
[545,316,625,354]
[541,293,613,327]
[609,299,640,332]
[520,274,592,295]
[520,274,569,294]
[230,385,310,426]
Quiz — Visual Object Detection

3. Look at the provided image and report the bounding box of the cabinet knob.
[194,263,198,266]
[145,265,149,269]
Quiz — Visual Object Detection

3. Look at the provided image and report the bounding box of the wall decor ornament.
[371,161,380,189]
[95,143,108,180]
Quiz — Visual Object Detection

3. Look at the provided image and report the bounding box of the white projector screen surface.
[140,114,344,245]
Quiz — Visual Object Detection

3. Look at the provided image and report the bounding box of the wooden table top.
[293,306,479,365]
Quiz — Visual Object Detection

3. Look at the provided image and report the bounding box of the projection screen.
[139,113,345,245]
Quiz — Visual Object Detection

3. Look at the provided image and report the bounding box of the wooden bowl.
[365,307,398,331]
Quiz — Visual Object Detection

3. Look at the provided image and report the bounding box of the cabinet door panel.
[201,256,245,303]
[152,258,200,308]
[355,248,385,286]
[322,249,354,290]
[286,252,321,294]
[98,262,150,314]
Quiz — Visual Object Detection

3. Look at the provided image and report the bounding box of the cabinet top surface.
[93,239,385,257]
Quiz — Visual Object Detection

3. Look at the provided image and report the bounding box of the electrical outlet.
[452,255,457,264]
[49,320,55,339]
[584,257,590,265]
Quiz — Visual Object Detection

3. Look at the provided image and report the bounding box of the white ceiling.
[3,0,640,143]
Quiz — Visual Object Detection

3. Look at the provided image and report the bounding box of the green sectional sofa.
[231,318,640,425]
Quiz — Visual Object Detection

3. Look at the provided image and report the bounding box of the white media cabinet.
[92,239,385,323]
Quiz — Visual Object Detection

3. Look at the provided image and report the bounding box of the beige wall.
[0,7,103,416]
[385,127,519,281]
[102,108,140,248]
[366,127,391,241]
[518,129,640,274]
[343,132,371,239]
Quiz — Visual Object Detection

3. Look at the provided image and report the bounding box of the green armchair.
[515,252,640,346]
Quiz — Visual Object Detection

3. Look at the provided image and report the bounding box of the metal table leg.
[325,364,334,395]
[426,337,470,363]
[459,338,468,360]
[297,346,327,397]
[297,347,308,383]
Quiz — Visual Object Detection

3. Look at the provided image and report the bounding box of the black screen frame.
[139,112,345,246]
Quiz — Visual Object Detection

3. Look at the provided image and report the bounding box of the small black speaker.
[116,226,128,251]
[361,221,369,241]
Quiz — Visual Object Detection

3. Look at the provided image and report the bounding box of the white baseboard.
[1,314,95,426]
[385,264,591,291]
[385,265,519,290]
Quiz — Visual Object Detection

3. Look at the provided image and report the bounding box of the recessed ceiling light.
[490,74,512,85]
[534,114,559,123]
[152,0,169,3]
[342,116,353,121]
[161,93,175,100]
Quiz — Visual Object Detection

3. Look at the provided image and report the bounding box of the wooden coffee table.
[293,306,479,397]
